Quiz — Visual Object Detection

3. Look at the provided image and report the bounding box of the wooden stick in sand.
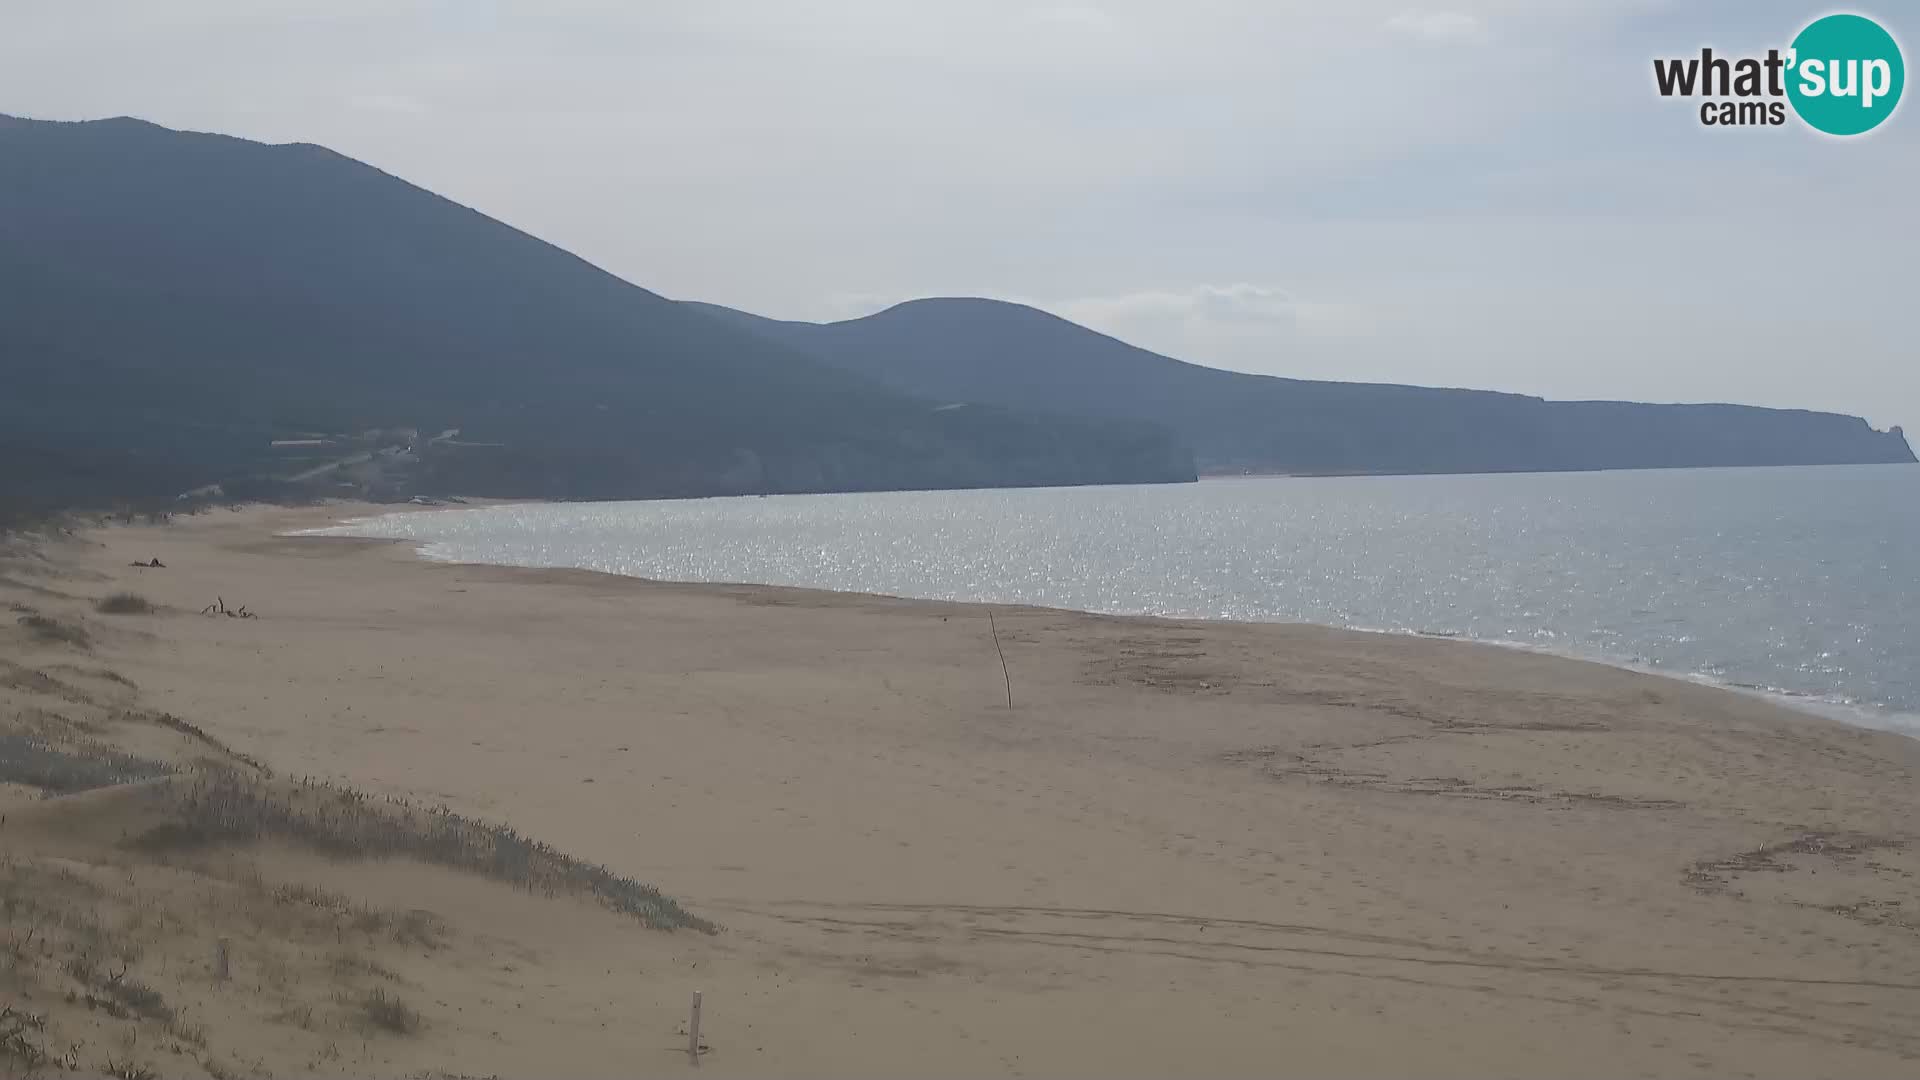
[688,989,703,1066]
[989,610,1013,710]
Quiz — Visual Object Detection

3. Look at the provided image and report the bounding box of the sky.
[3,1,1914,432]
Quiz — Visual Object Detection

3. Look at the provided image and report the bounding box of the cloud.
[1384,10,1485,42]
[1039,284,1375,375]
[345,93,430,116]
[1055,283,1359,335]
[1022,4,1118,34]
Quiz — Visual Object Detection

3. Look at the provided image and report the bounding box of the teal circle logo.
[1787,14,1904,135]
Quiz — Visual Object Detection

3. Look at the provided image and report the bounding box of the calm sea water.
[314,465,1920,738]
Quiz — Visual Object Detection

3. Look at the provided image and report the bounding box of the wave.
[1377,626,1920,741]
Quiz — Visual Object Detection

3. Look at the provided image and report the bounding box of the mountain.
[0,115,1192,513]
[687,298,1916,476]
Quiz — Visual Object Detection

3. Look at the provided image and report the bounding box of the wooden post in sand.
[688,989,703,1066]
[214,938,230,981]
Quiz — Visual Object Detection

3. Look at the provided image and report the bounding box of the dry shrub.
[359,988,420,1035]
[102,972,174,1022]
[0,1006,50,1072]
[95,593,155,615]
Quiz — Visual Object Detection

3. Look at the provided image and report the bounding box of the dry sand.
[3,502,1918,1078]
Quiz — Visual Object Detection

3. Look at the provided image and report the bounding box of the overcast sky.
[4,1,1913,432]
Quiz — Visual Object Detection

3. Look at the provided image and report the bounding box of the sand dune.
[3,503,1918,1077]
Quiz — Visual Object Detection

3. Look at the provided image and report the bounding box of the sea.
[310,464,1920,739]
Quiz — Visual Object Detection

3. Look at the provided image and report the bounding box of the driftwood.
[200,596,257,619]
[128,558,165,568]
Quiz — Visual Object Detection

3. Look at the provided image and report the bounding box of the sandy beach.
[3,502,1918,1078]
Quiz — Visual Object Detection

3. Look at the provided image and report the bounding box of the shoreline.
[306,501,1920,743]
[10,501,1920,1076]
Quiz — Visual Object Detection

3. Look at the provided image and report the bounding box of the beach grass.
[130,773,714,933]
[16,613,90,648]
[0,734,175,794]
